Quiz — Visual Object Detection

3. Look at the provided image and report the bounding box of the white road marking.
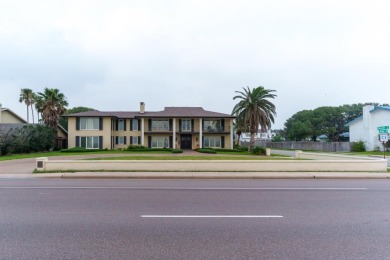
[0,187,368,190]
[141,215,283,218]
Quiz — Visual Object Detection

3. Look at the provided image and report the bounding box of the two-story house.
[64,102,235,150]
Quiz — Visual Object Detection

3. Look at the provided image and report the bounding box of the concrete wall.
[36,157,388,172]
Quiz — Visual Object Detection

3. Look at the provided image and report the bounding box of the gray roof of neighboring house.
[0,123,68,136]
[63,107,235,119]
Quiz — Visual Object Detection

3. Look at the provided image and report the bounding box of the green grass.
[0,150,173,161]
[345,151,390,156]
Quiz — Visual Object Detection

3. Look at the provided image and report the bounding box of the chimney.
[140,102,145,114]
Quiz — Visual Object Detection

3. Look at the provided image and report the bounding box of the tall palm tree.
[232,86,277,150]
[36,88,68,134]
[233,116,247,146]
[19,88,35,123]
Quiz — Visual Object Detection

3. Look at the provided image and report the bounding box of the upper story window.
[181,119,191,131]
[117,119,125,131]
[80,118,99,130]
[131,119,139,131]
[203,120,224,132]
[151,119,170,131]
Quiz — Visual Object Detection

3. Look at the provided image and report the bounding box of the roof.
[0,123,67,135]
[63,107,235,119]
[0,108,27,123]
[345,106,390,126]
[370,106,390,113]
[345,115,363,126]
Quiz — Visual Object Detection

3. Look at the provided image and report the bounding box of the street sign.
[379,134,389,142]
[377,126,389,133]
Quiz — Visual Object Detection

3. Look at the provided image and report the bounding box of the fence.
[241,141,352,152]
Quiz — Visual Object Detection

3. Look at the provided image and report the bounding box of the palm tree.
[232,86,277,150]
[19,88,35,123]
[233,116,247,146]
[36,88,68,134]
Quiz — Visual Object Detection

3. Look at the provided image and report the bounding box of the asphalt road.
[1,179,389,259]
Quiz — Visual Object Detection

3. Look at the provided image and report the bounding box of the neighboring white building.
[240,129,275,142]
[346,105,390,151]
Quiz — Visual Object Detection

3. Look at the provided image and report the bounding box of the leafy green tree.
[19,88,36,123]
[232,86,277,150]
[284,104,367,142]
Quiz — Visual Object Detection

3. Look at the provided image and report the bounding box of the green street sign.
[377,126,389,133]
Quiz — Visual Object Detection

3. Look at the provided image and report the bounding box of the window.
[151,136,169,148]
[203,120,223,132]
[117,119,125,131]
[181,119,191,131]
[80,136,99,149]
[80,118,99,130]
[204,136,221,148]
[151,120,170,131]
[131,136,141,145]
[132,119,139,131]
[116,136,126,145]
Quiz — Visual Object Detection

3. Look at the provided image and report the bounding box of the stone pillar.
[36,157,48,171]
[294,150,302,159]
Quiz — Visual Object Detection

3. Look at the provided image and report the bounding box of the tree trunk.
[249,131,255,151]
[31,104,34,124]
[26,106,29,123]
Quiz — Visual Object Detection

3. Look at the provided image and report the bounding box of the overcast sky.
[1,0,389,128]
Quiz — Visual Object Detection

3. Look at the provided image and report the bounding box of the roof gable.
[0,108,27,123]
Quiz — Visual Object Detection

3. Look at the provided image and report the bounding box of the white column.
[199,118,203,148]
[230,119,234,149]
[173,118,176,149]
[141,118,145,146]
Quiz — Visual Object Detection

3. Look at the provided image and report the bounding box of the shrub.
[351,140,366,152]
[234,145,249,151]
[252,146,266,155]
[0,124,55,155]
[126,145,147,150]
[172,149,183,153]
[61,147,105,153]
[196,148,217,154]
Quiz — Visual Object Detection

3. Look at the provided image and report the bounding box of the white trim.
[199,118,202,148]
[141,118,145,145]
[173,118,176,149]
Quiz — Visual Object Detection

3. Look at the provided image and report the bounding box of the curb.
[32,172,390,180]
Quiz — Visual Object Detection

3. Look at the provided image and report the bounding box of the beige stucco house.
[64,102,235,150]
[0,103,27,124]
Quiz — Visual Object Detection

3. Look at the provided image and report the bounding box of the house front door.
[180,134,192,149]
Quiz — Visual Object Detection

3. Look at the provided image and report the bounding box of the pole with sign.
[377,126,389,159]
